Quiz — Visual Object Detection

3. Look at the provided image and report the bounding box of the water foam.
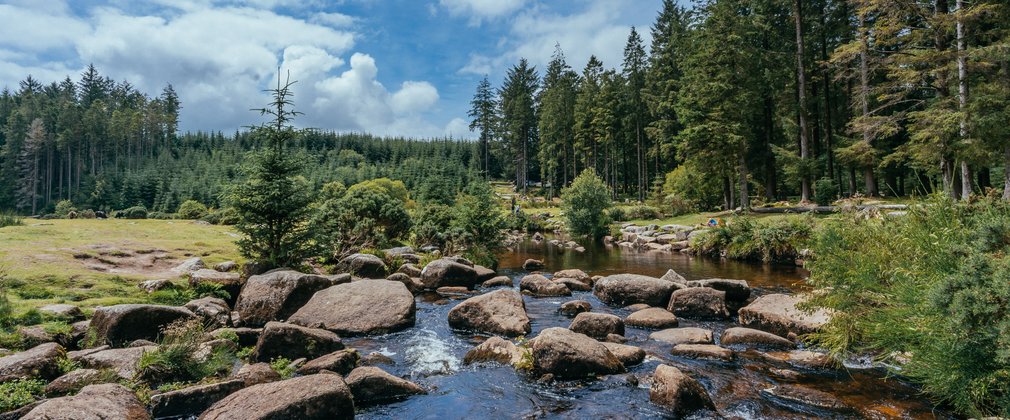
[403,328,461,377]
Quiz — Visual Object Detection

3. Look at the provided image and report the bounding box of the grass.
[0,219,243,318]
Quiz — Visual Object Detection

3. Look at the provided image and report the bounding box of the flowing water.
[350,239,951,419]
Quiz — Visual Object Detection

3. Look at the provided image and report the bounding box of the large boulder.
[519,274,571,297]
[344,366,426,406]
[463,337,522,365]
[297,349,360,376]
[251,322,344,362]
[45,368,117,396]
[337,253,387,278]
[553,277,592,292]
[720,327,795,349]
[649,364,715,415]
[667,287,729,320]
[738,294,830,338]
[473,265,497,282]
[89,304,196,346]
[150,379,245,419]
[232,270,335,327]
[522,259,544,270]
[686,278,751,302]
[172,257,205,274]
[420,258,478,289]
[76,346,156,379]
[23,384,149,420]
[185,297,231,329]
[482,276,512,288]
[232,363,281,387]
[288,280,415,336]
[659,269,688,284]
[398,263,422,278]
[649,328,714,346]
[554,269,591,284]
[199,374,354,420]
[447,289,531,337]
[625,307,679,329]
[188,269,243,301]
[529,327,624,379]
[0,342,63,382]
[568,312,625,339]
[593,274,676,307]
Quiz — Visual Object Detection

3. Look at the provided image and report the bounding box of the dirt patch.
[70,246,184,278]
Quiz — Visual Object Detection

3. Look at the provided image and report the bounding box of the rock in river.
[519,274,571,297]
[601,342,645,366]
[559,300,592,317]
[720,327,795,349]
[232,269,336,327]
[336,253,387,278]
[420,258,478,289]
[297,349,360,376]
[447,289,531,337]
[649,364,715,415]
[345,366,426,406]
[738,294,830,338]
[625,307,679,329]
[671,344,734,361]
[529,327,624,379]
[649,327,713,346]
[251,322,344,362]
[593,274,676,307]
[288,280,416,336]
[568,312,625,339]
[464,337,522,365]
[199,374,354,420]
[667,287,730,320]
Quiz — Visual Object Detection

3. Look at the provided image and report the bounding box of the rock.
[70,320,90,343]
[553,269,591,285]
[23,384,149,420]
[593,274,676,307]
[649,328,714,346]
[738,294,830,338]
[670,344,734,361]
[288,280,415,336]
[76,346,155,379]
[601,342,645,366]
[360,352,395,367]
[473,265,497,282]
[532,232,545,241]
[151,379,245,419]
[519,274,571,297]
[667,287,730,320]
[128,339,157,347]
[481,276,512,288]
[337,253,387,278]
[605,333,627,344]
[232,363,280,386]
[569,312,625,339]
[529,327,624,379]
[398,263,422,278]
[649,364,715,415]
[185,297,231,328]
[760,384,850,412]
[233,270,336,328]
[45,368,117,396]
[553,277,592,292]
[199,374,354,420]
[436,286,476,297]
[211,327,261,347]
[38,304,84,321]
[251,322,344,362]
[345,366,426,405]
[447,289,531,337]
[686,278,751,302]
[522,259,544,270]
[297,349,359,376]
[241,261,272,278]
[138,279,175,293]
[172,257,206,274]
[383,246,414,258]
[443,255,474,267]
[420,258,478,289]
[90,304,196,346]
[558,300,592,317]
[659,269,688,284]
[761,350,835,370]
[720,327,795,349]
[17,326,59,347]
[624,303,651,312]
[0,343,64,382]
[387,272,424,293]
[463,337,522,365]
[214,260,238,272]
[625,308,679,329]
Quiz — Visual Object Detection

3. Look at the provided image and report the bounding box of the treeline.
[0,66,480,214]
[471,0,1010,208]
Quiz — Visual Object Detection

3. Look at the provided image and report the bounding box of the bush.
[201,207,240,225]
[814,178,838,206]
[660,163,723,212]
[805,199,1010,417]
[123,206,148,219]
[311,179,411,262]
[147,212,177,220]
[54,200,76,218]
[411,204,453,248]
[692,216,814,263]
[624,205,663,220]
[561,170,612,239]
[136,320,234,385]
[0,211,22,228]
[177,200,209,220]
[79,209,96,219]
[449,182,506,256]
[608,207,627,222]
[0,379,46,412]
[504,211,545,233]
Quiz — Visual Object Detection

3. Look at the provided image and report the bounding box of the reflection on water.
[350,237,950,419]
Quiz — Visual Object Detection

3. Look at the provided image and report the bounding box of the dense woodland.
[474,0,1010,208]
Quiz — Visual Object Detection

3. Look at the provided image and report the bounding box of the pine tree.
[623,27,650,201]
[574,56,603,173]
[537,45,577,197]
[468,76,497,179]
[498,59,539,195]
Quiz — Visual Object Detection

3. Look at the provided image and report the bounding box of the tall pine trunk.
[794,0,811,203]
[956,0,972,200]
[858,12,877,196]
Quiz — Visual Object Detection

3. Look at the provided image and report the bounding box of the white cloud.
[459,53,495,75]
[391,81,439,114]
[0,3,91,52]
[310,11,355,27]
[439,0,526,25]
[444,117,471,138]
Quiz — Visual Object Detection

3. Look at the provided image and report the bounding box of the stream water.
[349,239,950,419]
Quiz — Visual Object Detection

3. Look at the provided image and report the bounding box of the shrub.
[448,182,507,267]
[504,211,545,233]
[201,207,240,225]
[411,204,453,248]
[311,180,411,262]
[561,170,612,240]
[608,207,627,222]
[660,163,723,212]
[54,200,77,218]
[0,211,22,228]
[79,209,96,219]
[177,200,209,219]
[806,199,1010,417]
[147,212,176,220]
[269,357,295,379]
[814,178,838,206]
[0,379,46,412]
[692,216,814,263]
[625,205,663,221]
[136,320,234,385]
[123,206,148,219]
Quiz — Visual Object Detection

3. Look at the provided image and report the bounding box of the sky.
[0,0,670,139]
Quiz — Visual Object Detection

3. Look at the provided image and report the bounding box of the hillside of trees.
[472,0,1010,209]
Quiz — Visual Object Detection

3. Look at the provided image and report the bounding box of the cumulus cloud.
[0,3,90,52]
[439,0,526,25]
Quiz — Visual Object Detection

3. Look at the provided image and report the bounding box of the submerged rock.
[625,307,679,329]
[199,374,355,420]
[667,287,730,320]
[649,364,715,415]
[760,384,851,413]
[288,280,415,336]
[345,366,426,406]
[529,327,624,379]
[568,312,624,339]
[720,327,795,349]
[232,269,335,327]
[738,294,830,338]
[593,274,676,307]
[447,289,531,337]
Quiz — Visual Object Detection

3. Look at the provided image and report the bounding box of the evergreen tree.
[537,44,577,197]
[468,76,496,179]
[498,59,539,195]
[623,26,650,201]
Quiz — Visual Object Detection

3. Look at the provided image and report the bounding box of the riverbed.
[348,239,948,419]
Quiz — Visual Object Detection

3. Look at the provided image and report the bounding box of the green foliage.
[411,204,453,248]
[0,211,23,228]
[504,211,545,233]
[692,217,814,263]
[58,356,81,374]
[813,178,838,206]
[448,182,506,266]
[0,379,46,412]
[623,205,662,221]
[123,206,148,219]
[269,357,295,379]
[513,336,534,371]
[201,207,239,225]
[659,164,723,212]
[312,178,411,262]
[607,207,626,222]
[561,170,612,239]
[806,199,1010,416]
[150,282,229,306]
[136,320,234,385]
[54,200,76,217]
[177,200,209,219]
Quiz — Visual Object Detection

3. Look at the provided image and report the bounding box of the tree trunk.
[739,154,750,211]
[794,0,811,203]
[1004,145,1010,200]
[820,1,835,181]
[848,166,857,196]
[956,0,971,200]
[722,176,732,210]
[858,12,877,196]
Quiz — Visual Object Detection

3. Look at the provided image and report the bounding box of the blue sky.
[0,0,670,138]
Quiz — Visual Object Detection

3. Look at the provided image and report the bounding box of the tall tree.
[645,1,690,194]
[537,45,577,196]
[498,59,539,195]
[574,56,603,174]
[623,26,650,201]
[468,76,497,179]
[793,0,812,203]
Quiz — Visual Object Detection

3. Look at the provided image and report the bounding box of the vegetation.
[807,198,1010,416]
[692,216,815,263]
[176,200,209,220]
[561,170,612,239]
[136,319,234,385]
[0,379,46,412]
[0,212,23,228]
